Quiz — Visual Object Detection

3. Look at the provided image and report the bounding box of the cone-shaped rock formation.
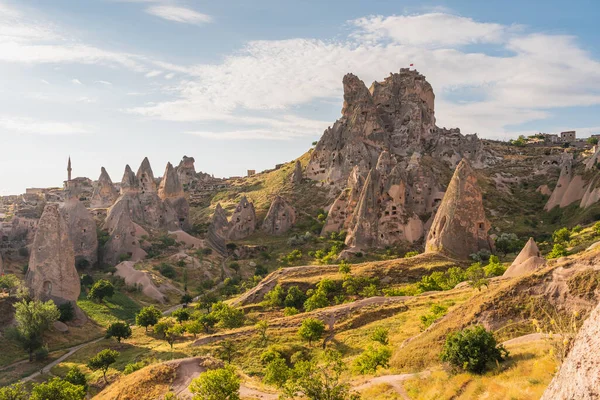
[91,167,119,208]
[26,204,80,304]
[177,156,197,185]
[291,160,303,185]
[137,157,157,193]
[228,196,256,240]
[60,197,98,267]
[425,159,492,259]
[159,162,189,230]
[121,165,139,194]
[262,196,296,235]
[207,203,228,255]
[103,197,148,265]
[503,238,546,278]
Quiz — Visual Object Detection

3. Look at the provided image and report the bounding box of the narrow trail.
[353,372,430,399]
[20,337,104,383]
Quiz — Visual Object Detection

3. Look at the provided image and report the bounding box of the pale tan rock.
[158,162,184,199]
[425,159,493,259]
[26,204,80,305]
[53,321,69,333]
[176,156,197,185]
[541,300,600,399]
[227,196,256,240]
[115,261,165,303]
[169,230,203,249]
[136,157,157,194]
[102,197,149,266]
[120,165,140,194]
[536,185,552,196]
[206,203,228,255]
[262,196,296,235]
[60,197,98,267]
[321,166,365,235]
[291,160,303,185]
[91,167,119,208]
[503,238,546,278]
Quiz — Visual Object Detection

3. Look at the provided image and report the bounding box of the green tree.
[182,319,202,339]
[588,137,598,145]
[264,284,286,308]
[466,263,489,291]
[88,279,114,303]
[282,350,353,400]
[136,306,162,332]
[303,290,329,312]
[64,366,88,392]
[440,325,508,374]
[30,378,85,400]
[164,324,186,358]
[494,233,522,256]
[211,302,245,329]
[370,327,389,345]
[284,286,306,309]
[8,298,59,361]
[552,227,571,244]
[338,261,351,274]
[172,308,191,323]
[87,349,119,384]
[197,313,219,333]
[0,382,28,400]
[354,345,392,374]
[189,365,240,400]
[105,322,132,343]
[256,320,269,347]
[154,317,176,339]
[483,255,506,277]
[298,318,325,346]
[264,356,290,388]
[0,274,21,296]
[218,340,238,363]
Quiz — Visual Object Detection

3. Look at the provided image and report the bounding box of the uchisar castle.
[1,68,599,399]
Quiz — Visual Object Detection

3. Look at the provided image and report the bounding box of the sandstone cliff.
[541,300,600,399]
[159,162,190,230]
[425,159,493,259]
[102,196,149,265]
[176,156,197,185]
[206,203,228,255]
[60,197,98,267]
[26,204,80,304]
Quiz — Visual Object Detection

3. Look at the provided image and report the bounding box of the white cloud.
[40,79,50,85]
[165,72,175,79]
[349,13,514,47]
[145,70,163,78]
[95,80,113,85]
[0,116,90,135]
[71,78,82,85]
[146,6,212,25]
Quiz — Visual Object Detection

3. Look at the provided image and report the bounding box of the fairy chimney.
[91,167,119,208]
[228,196,256,240]
[121,165,140,194]
[137,157,157,194]
[503,238,546,278]
[60,197,98,267]
[425,159,492,259]
[262,196,296,235]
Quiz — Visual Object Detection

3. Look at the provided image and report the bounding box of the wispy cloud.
[71,78,82,85]
[145,6,212,25]
[95,80,113,86]
[145,70,163,78]
[0,116,91,135]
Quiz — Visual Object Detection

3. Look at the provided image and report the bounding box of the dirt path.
[20,337,104,383]
[353,371,430,399]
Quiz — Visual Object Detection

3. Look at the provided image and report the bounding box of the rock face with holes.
[425,159,493,259]
[307,69,491,249]
[503,238,546,278]
[137,157,157,194]
[262,196,296,235]
[206,203,228,254]
[91,167,119,208]
[158,162,190,230]
[60,197,98,267]
[26,204,80,304]
[541,300,600,400]
[176,156,197,186]
[121,165,140,194]
[228,196,256,240]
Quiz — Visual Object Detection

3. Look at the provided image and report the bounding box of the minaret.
[67,157,72,182]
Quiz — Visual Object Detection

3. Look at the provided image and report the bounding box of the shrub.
[80,274,94,287]
[254,264,268,277]
[64,366,88,392]
[404,251,419,258]
[338,261,351,274]
[370,327,389,345]
[303,290,328,312]
[494,233,523,256]
[172,308,191,323]
[483,255,506,277]
[88,280,114,303]
[211,302,245,329]
[298,318,325,346]
[552,227,571,244]
[30,378,85,400]
[284,286,306,309]
[440,325,508,373]
[280,250,303,265]
[547,243,568,259]
[105,322,132,342]
[0,382,28,400]
[58,302,75,322]
[595,221,600,235]
[34,346,49,361]
[264,357,290,388]
[572,225,583,233]
[155,263,176,279]
[420,304,448,329]
[189,366,240,400]
[264,284,286,308]
[354,345,392,374]
[466,263,489,291]
[283,307,299,316]
[123,362,145,375]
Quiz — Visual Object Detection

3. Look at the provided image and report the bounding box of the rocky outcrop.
[121,165,139,194]
[425,159,493,259]
[541,300,600,399]
[26,204,80,305]
[503,238,546,278]
[90,167,118,208]
[176,156,197,185]
[262,196,296,235]
[60,197,98,267]
[206,203,228,255]
[322,166,365,234]
[544,155,586,210]
[137,157,157,194]
[102,197,148,265]
[291,160,303,185]
[159,162,190,230]
[115,261,165,303]
[227,196,256,240]
[306,69,491,189]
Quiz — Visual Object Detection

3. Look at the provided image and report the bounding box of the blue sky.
[1,0,599,195]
